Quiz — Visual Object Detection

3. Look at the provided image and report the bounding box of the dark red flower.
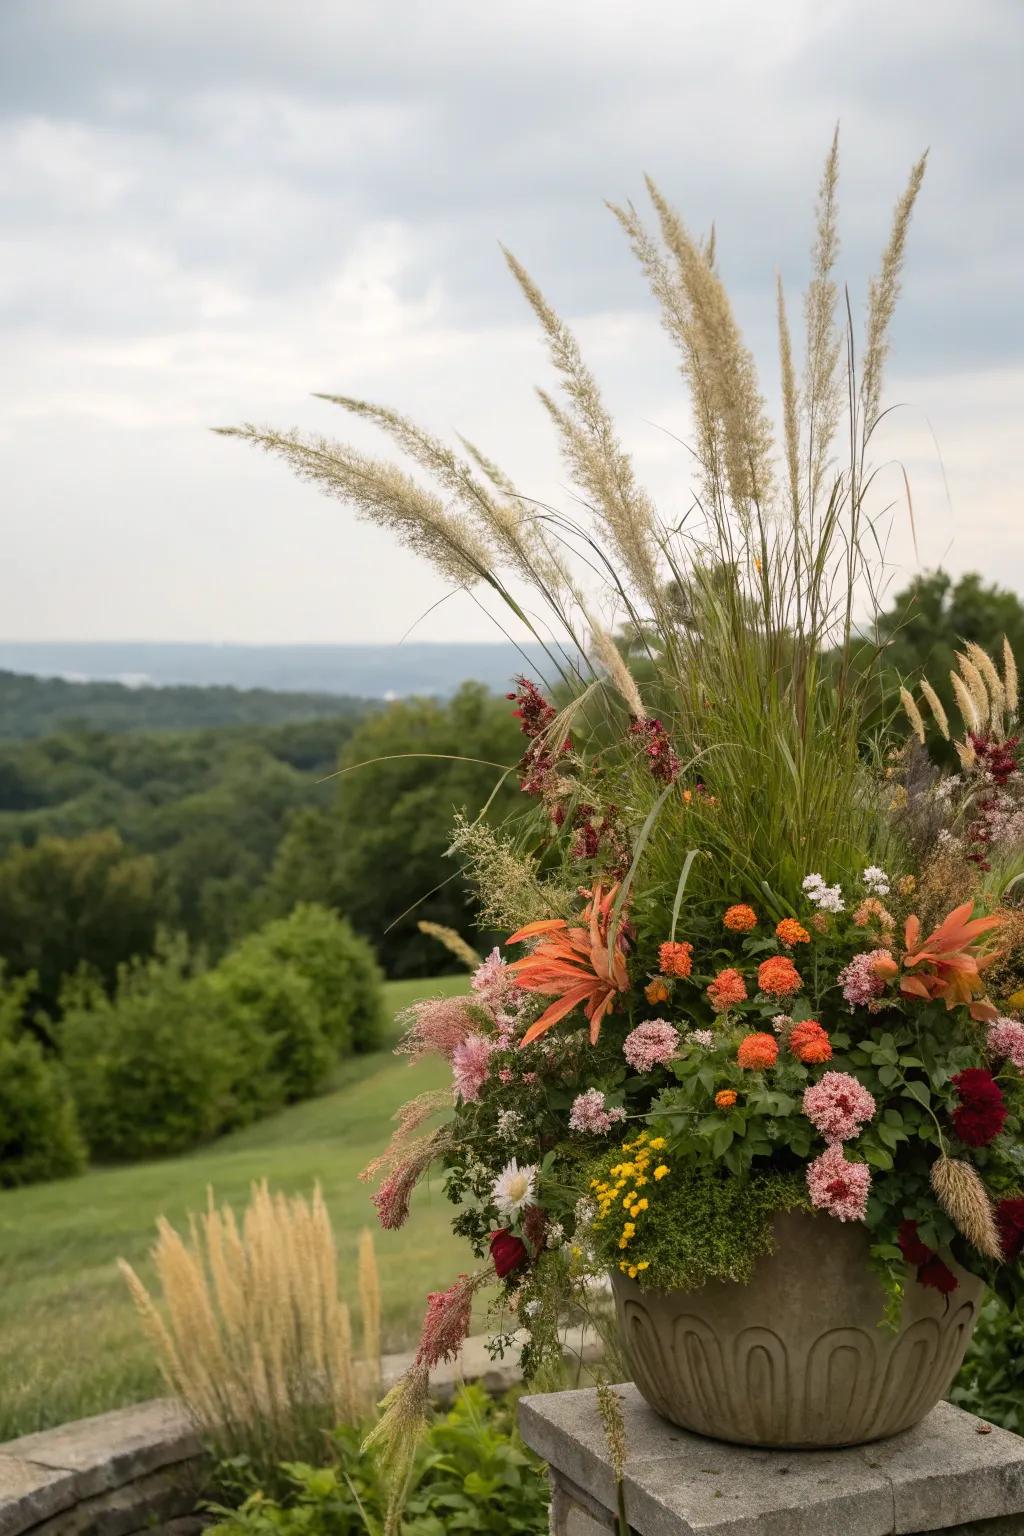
[508,677,556,739]
[917,1253,959,1295]
[951,1068,1008,1147]
[628,718,681,784]
[490,1229,528,1279]
[897,1219,933,1268]
[996,1198,1024,1262]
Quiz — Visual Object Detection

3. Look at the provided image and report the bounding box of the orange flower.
[757,955,802,998]
[658,940,693,978]
[645,978,670,1005]
[853,897,894,931]
[507,883,629,1046]
[724,904,758,932]
[788,1019,832,1064]
[809,912,830,934]
[737,1032,779,1069]
[896,901,1003,1022]
[715,1089,738,1108]
[775,918,810,947]
[707,968,748,1011]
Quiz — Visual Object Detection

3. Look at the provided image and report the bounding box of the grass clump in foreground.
[0,977,469,1441]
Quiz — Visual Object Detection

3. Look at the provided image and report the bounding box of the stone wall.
[0,1328,598,1534]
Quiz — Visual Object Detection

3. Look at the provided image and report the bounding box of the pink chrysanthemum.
[806,1143,871,1222]
[988,1018,1024,1070]
[837,949,892,1007]
[397,996,478,1060]
[803,1071,877,1144]
[451,1033,496,1102]
[623,1019,680,1072]
[568,1088,627,1134]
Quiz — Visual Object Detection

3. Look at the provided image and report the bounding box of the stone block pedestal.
[519,1385,1024,1536]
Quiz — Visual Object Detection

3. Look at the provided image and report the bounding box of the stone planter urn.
[611,1210,984,1448]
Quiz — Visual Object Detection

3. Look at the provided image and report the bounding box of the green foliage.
[59,937,276,1159]
[209,939,333,1105]
[952,1296,1024,1432]
[0,967,85,1186]
[231,905,385,1056]
[588,1155,808,1291]
[0,829,162,1015]
[0,668,370,740]
[206,1388,549,1536]
[331,684,523,978]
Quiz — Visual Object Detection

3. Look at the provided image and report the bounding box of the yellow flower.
[648,1137,667,1151]
[635,1198,649,1211]
[654,1165,670,1181]
[636,1260,650,1272]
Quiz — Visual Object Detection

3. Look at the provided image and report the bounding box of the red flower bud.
[490,1229,528,1278]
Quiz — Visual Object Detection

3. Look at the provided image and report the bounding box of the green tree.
[331,683,523,977]
[0,830,161,1016]
[0,964,85,1186]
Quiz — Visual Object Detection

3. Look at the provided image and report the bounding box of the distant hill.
[0,641,562,701]
[0,669,372,740]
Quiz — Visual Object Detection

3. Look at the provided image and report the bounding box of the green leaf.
[878,1064,899,1088]
[903,1080,931,1108]
[863,1145,894,1170]
[711,1123,734,1158]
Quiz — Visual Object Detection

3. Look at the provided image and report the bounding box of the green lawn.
[0,976,474,1440]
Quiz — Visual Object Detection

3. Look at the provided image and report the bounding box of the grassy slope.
[0,977,472,1440]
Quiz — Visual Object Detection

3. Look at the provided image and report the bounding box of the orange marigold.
[715,1089,738,1108]
[757,955,803,997]
[737,1032,779,1070]
[707,968,748,1011]
[775,917,810,947]
[645,977,670,1005]
[658,941,694,978]
[724,904,758,932]
[788,1019,832,1064]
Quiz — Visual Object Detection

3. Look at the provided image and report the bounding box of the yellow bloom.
[636,1260,650,1271]
[648,1137,667,1151]
[654,1165,670,1181]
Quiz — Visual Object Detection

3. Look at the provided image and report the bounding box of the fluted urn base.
[611,1210,984,1448]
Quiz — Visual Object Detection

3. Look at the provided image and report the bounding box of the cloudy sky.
[2,0,1021,644]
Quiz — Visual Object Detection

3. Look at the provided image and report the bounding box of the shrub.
[205,1386,549,1536]
[952,1295,1024,1432]
[217,905,386,1066]
[59,937,277,1159]
[0,1031,86,1186]
[209,942,332,1103]
[121,1181,381,1487]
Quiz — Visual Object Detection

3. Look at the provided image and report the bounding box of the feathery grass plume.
[216,426,494,589]
[596,1379,630,1536]
[955,738,979,772]
[966,641,1007,729]
[607,196,725,510]
[1003,636,1019,720]
[119,1180,376,1482]
[361,1362,431,1536]
[447,812,578,930]
[919,677,950,740]
[589,622,647,719]
[358,1228,382,1393]
[777,274,802,527]
[644,174,775,517]
[956,651,991,722]
[930,1156,1003,1261]
[861,152,928,433]
[803,126,843,516]
[951,671,982,735]
[416,920,482,970]
[899,687,926,745]
[502,247,664,613]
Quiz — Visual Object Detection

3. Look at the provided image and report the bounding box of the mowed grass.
[0,976,474,1440]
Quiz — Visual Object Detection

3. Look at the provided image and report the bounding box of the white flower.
[544,1221,565,1249]
[524,1299,541,1318]
[862,865,891,896]
[491,1159,537,1217]
[496,1108,523,1142]
[802,872,844,912]
[686,1028,715,1048]
[802,873,826,894]
[574,1196,596,1232]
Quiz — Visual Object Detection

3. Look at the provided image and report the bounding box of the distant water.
[0,641,577,699]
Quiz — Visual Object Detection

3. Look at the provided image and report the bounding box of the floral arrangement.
[228,137,1024,1472]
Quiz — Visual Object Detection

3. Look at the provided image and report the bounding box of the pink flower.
[837,949,892,1007]
[988,1017,1024,1070]
[472,947,525,1037]
[623,1019,680,1072]
[397,996,478,1060]
[498,1067,513,1084]
[416,1275,476,1367]
[568,1088,627,1134]
[806,1143,871,1222]
[687,1029,715,1048]
[372,1164,419,1231]
[452,1034,496,1102]
[803,1071,877,1144]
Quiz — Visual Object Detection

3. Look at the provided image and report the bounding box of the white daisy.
[491,1158,537,1217]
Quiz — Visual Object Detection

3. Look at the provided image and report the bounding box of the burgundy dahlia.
[896,1218,958,1295]
[897,1218,932,1268]
[951,1068,1008,1147]
[996,1197,1024,1262]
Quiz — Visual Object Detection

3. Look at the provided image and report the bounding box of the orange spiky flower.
[506,883,629,1046]
[884,901,1003,1022]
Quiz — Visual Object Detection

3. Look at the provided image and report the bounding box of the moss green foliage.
[951,1295,1024,1433]
[206,1386,549,1536]
[0,988,85,1183]
[589,1158,809,1291]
